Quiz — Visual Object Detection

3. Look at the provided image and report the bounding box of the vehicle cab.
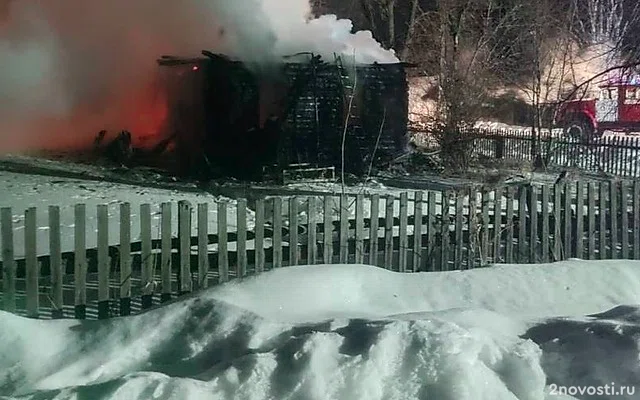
[558,73,640,139]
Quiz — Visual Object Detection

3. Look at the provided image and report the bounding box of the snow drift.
[2,261,640,399]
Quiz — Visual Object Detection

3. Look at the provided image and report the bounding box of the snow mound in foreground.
[0,299,544,400]
[2,261,640,400]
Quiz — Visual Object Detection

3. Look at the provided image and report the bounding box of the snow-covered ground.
[0,171,261,257]
[2,260,640,399]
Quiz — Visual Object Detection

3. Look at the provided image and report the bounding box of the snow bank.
[2,260,640,399]
[206,260,640,323]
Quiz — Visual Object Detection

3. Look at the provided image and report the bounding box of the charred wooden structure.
[157,51,409,180]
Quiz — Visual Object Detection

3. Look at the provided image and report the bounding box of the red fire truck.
[555,75,640,139]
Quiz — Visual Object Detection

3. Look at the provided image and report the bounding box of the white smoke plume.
[0,0,396,152]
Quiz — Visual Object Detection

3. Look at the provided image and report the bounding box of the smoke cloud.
[0,0,396,152]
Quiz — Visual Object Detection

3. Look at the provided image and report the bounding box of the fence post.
[140,204,153,310]
[368,194,380,266]
[74,204,87,319]
[217,202,229,281]
[119,202,132,316]
[272,197,282,269]
[454,192,464,269]
[197,203,210,288]
[289,197,299,266]
[24,207,38,318]
[178,200,192,294]
[505,187,515,263]
[355,194,365,264]
[427,192,436,270]
[160,203,172,303]
[587,183,596,260]
[339,195,349,264]
[399,192,409,272]
[1,208,15,313]
[97,204,110,319]
[323,196,333,264]
[599,182,607,259]
[493,187,503,263]
[517,186,527,263]
[480,191,490,266]
[412,192,423,271]
[439,192,450,271]
[574,181,584,259]
[48,206,63,318]
[237,199,247,277]
[541,185,550,263]
[529,185,539,263]
[255,199,265,272]
[621,182,630,259]
[610,181,618,259]
[384,195,394,269]
[307,197,318,265]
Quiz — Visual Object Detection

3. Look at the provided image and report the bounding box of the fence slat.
[518,187,527,263]
[119,203,131,315]
[255,199,265,272]
[323,196,333,264]
[587,183,596,260]
[634,182,640,260]
[160,203,172,303]
[48,206,63,318]
[1,208,15,313]
[355,194,365,264]
[237,199,247,277]
[218,202,229,281]
[467,188,477,269]
[599,182,607,259]
[399,192,409,272]
[272,198,282,269]
[289,197,299,266]
[339,196,349,264]
[140,203,153,309]
[441,192,452,271]
[384,195,394,269]
[505,188,514,263]
[178,200,192,293]
[575,181,584,259]
[610,182,618,259]
[621,182,630,259]
[74,204,87,319]
[454,192,464,270]
[480,191,490,265]
[493,187,502,263]
[541,185,550,263]
[427,192,436,270]
[97,204,110,319]
[553,184,562,261]
[528,186,538,263]
[369,194,380,266]
[308,197,318,264]
[413,192,423,271]
[24,207,38,318]
[563,182,572,259]
[198,203,210,288]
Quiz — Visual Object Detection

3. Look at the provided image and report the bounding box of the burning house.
[157,50,410,180]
